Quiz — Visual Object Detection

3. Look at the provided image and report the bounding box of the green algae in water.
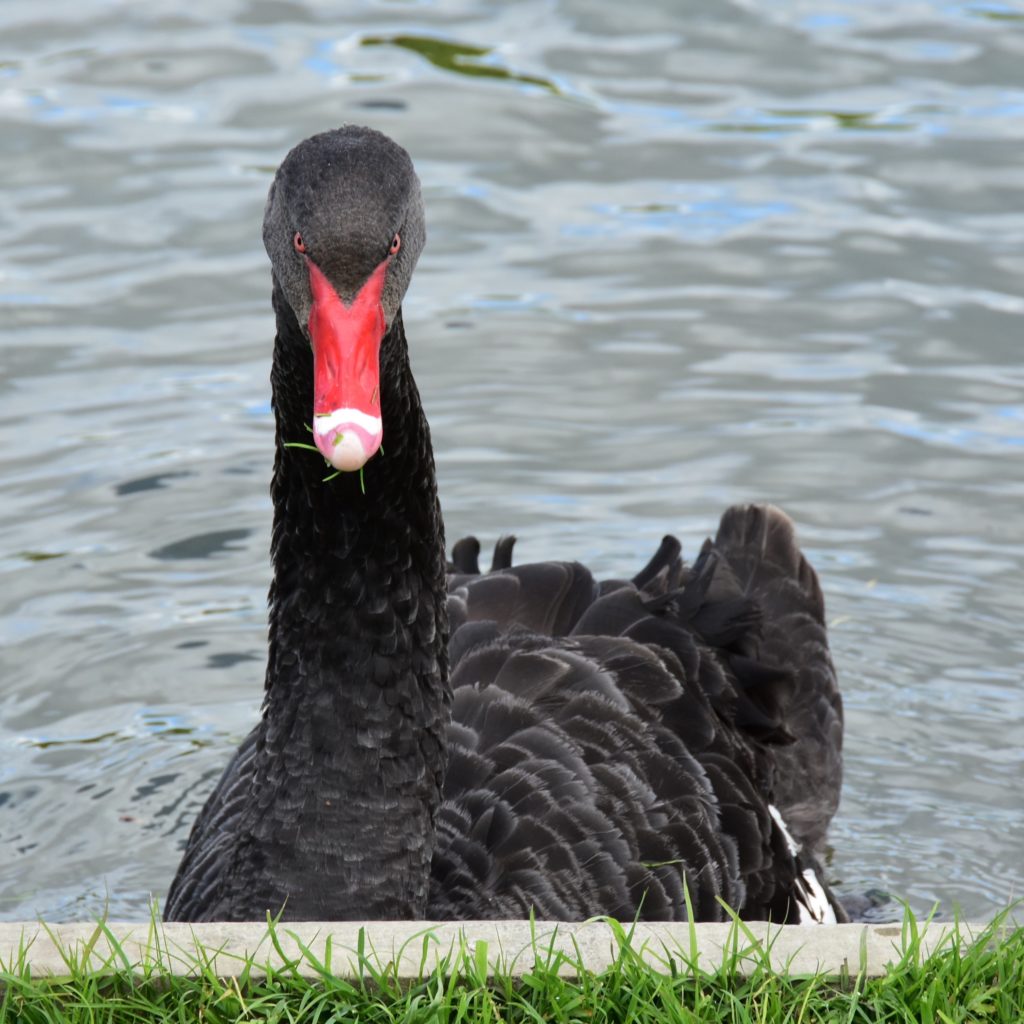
[361,34,557,93]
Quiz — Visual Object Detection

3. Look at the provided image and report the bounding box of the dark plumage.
[165,126,846,925]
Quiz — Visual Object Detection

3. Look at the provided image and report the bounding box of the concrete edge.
[0,919,1004,980]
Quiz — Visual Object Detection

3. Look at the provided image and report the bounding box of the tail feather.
[714,504,824,623]
[712,504,843,856]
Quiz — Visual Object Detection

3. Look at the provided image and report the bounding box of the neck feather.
[245,280,448,919]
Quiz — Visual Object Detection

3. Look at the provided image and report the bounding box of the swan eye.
[389,233,401,256]
[293,232,306,254]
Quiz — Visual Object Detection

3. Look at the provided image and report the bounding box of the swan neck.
[251,282,448,918]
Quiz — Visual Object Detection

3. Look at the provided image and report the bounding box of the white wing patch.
[769,803,837,926]
[768,803,799,856]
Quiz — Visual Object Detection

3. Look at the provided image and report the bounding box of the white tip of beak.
[313,408,383,472]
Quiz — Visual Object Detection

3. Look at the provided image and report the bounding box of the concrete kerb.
[0,919,992,981]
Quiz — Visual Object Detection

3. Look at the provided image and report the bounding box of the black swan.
[165,125,845,925]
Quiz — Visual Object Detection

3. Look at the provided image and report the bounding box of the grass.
[0,908,1021,1023]
[284,433,369,488]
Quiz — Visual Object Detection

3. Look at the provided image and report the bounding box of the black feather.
[165,127,847,928]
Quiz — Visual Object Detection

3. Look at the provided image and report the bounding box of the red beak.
[306,257,389,472]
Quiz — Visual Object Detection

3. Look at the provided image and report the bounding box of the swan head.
[263,126,425,472]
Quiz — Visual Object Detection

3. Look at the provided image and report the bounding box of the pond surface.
[1,0,1022,922]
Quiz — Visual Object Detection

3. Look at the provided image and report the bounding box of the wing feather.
[433,509,846,923]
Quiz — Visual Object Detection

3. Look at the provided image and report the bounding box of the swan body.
[165,126,845,924]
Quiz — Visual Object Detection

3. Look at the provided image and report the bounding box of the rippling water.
[2,0,1022,922]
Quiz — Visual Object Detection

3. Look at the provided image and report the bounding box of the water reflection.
[362,34,558,92]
